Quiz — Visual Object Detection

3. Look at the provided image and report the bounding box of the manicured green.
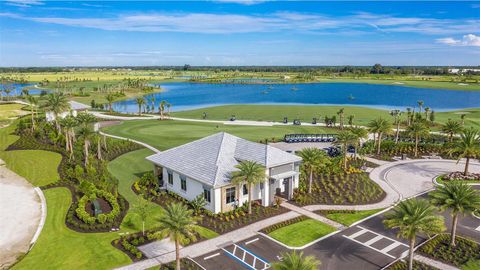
[103,119,335,151]
[13,188,131,270]
[0,103,27,124]
[324,209,383,226]
[172,105,390,126]
[436,108,480,129]
[0,150,62,186]
[268,219,336,247]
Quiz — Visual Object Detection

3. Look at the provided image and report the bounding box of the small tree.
[406,121,430,157]
[448,128,480,176]
[133,196,151,236]
[297,148,326,193]
[367,118,392,155]
[430,181,480,246]
[384,199,445,270]
[272,251,320,270]
[442,119,463,142]
[231,160,266,215]
[334,131,357,171]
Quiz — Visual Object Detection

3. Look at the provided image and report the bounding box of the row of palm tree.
[385,181,480,270]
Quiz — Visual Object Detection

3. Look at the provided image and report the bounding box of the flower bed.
[66,188,129,233]
[442,172,480,182]
[293,173,386,206]
[419,234,480,267]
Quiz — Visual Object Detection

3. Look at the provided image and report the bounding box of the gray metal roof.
[146,132,302,187]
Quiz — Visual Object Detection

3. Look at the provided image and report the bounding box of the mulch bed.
[133,184,289,234]
[419,234,480,267]
[385,260,438,270]
[85,197,113,216]
[293,172,386,206]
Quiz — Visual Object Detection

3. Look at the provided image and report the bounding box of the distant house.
[46,101,91,122]
[146,132,302,213]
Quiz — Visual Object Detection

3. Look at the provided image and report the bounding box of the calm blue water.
[111,82,480,113]
[0,83,47,96]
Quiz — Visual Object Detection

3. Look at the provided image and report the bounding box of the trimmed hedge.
[261,216,309,234]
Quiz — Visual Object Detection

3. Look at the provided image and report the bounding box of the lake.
[0,83,47,96]
[112,82,480,113]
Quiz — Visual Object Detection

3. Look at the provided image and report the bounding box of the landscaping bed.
[132,174,289,234]
[315,209,383,226]
[437,172,480,184]
[385,260,438,270]
[293,172,386,206]
[261,216,336,247]
[158,259,203,270]
[419,234,480,267]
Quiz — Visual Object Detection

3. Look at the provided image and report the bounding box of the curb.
[30,187,47,250]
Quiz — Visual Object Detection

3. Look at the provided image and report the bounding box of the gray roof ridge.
[152,132,224,156]
[211,132,228,187]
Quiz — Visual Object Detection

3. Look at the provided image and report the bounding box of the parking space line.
[356,226,408,247]
[476,225,480,232]
[222,243,270,270]
[203,252,220,260]
[343,234,396,259]
[364,235,383,246]
[381,242,402,253]
[347,228,368,239]
[245,238,259,245]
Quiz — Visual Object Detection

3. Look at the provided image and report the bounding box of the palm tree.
[159,100,167,119]
[367,118,392,155]
[76,112,96,128]
[334,131,357,171]
[390,110,402,143]
[337,108,345,129]
[231,160,266,214]
[43,92,70,131]
[349,127,368,158]
[4,88,11,101]
[78,126,94,166]
[135,97,145,115]
[430,181,480,246]
[26,95,38,131]
[347,115,355,127]
[460,114,467,126]
[442,119,463,142]
[272,251,320,270]
[424,107,430,120]
[406,121,430,157]
[384,199,445,270]
[105,93,116,113]
[406,108,412,126]
[59,116,78,159]
[449,128,480,176]
[166,102,172,116]
[417,100,424,113]
[297,148,325,194]
[154,203,199,270]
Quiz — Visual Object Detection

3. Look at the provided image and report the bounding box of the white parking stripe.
[203,253,220,260]
[245,238,260,245]
[476,225,480,232]
[343,226,409,259]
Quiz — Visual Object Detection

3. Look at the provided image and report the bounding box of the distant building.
[146,132,302,213]
[46,101,91,122]
[448,68,480,74]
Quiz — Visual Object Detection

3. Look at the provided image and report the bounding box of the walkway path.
[115,211,301,270]
[281,202,345,229]
[0,159,45,270]
[95,122,161,153]
[414,254,460,270]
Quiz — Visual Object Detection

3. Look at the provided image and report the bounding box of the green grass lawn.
[172,105,480,129]
[268,218,336,247]
[102,119,335,151]
[172,105,390,126]
[0,150,62,186]
[323,209,383,226]
[13,188,131,270]
[0,103,27,124]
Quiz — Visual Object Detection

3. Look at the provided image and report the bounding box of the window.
[180,176,187,191]
[225,187,236,204]
[167,172,173,185]
[243,184,248,195]
[203,188,211,203]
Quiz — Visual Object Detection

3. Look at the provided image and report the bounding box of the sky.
[0,0,479,67]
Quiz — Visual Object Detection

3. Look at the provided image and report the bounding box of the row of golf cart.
[284,134,337,143]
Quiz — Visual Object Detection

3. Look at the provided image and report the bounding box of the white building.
[146,132,302,213]
[46,101,91,122]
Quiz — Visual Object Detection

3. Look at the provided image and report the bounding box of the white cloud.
[213,0,267,5]
[436,34,480,47]
[0,11,478,36]
[5,0,43,7]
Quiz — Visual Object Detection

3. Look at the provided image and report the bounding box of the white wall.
[46,110,76,122]
[162,168,216,213]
